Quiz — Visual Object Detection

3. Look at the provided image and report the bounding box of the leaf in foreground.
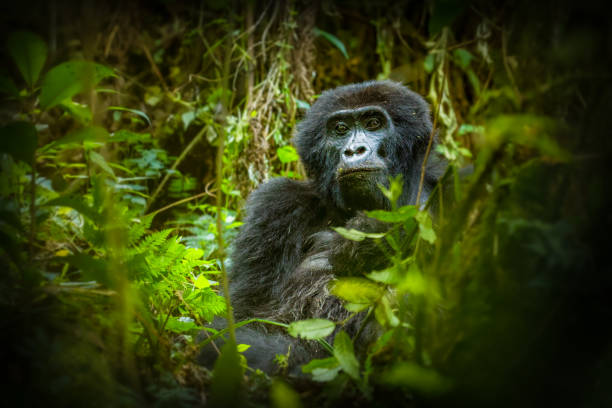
[288,318,335,339]
[333,331,360,380]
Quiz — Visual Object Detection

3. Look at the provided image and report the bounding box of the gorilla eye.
[365,117,381,130]
[334,123,349,134]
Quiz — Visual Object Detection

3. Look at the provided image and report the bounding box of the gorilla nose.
[343,144,369,160]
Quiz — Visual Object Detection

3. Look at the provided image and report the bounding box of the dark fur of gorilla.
[199,80,445,375]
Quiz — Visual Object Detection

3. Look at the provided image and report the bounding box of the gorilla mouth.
[337,167,382,180]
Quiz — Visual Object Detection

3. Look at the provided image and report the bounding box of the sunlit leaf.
[194,274,211,289]
[333,227,385,242]
[165,316,199,333]
[333,331,360,380]
[7,30,47,87]
[374,295,399,327]
[40,61,115,110]
[288,318,335,339]
[367,206,417,223]
[397,263,427,295]
[237,344,251,353]
[59,99,92,124]
[415,211,436,243]
[0,121,38,164]
[330,277,384,305]
[277,145,300,163]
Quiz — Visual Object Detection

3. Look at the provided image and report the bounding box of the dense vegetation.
[1,1,610,406]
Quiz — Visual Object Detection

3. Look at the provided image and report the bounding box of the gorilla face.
[294,80,441,212]
[326,105,394,211]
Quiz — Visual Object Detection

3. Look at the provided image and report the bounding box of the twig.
[146,125,207,211]
[146,188,216,218]
[141,42,169,93]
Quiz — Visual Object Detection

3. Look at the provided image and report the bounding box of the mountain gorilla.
[200,80,445,374]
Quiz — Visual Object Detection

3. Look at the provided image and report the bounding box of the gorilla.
[200,80,445,374]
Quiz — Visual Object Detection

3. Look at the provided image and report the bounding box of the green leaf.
[277,145,300,163]
[333,227,385,242]
[59,100,92,124]
[40,61,115,110]
[209,341,244,407]
[313,28,349,59]
[89,151,116,179]
[287,318,335,339]
[194,274,211,289]
[423,53,435,73]
[366,205,417,223]
[333,331,360,380]
[48,126,109,149]
[236,344,251,353]
[398,263,427,295]
[453,48,473,69]
[270,380,302,408]
[108,106,152,127]
[330,277,384,305]
[302,357,341,382]
[374,295,399,328]
[415,211,437,243]
[295,99,310,110]
[43,195,100,223]
[7,30,47,87]
[381,362,452,394]
[0,121,38,164]
[165,316,199,333]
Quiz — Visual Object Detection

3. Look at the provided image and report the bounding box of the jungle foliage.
[0,0,610,407]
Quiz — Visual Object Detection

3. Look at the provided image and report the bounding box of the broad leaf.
[330,277,384,305]
[288,318,335,339]
[89,151,116,179]
[415,211,437,243]
[381,362,452,394]
[7,30,47,87]
[40,61,115,110]
[367,205,417,223]
[277,145,300,163]
[333,227,385,242]
[302,357,341,382]
[333,331,360,380]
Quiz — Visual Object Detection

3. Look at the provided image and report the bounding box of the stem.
[216,35,237,345]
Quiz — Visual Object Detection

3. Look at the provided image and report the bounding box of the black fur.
[200,80,445,374]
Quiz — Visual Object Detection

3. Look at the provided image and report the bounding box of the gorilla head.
[294,80,439,211]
